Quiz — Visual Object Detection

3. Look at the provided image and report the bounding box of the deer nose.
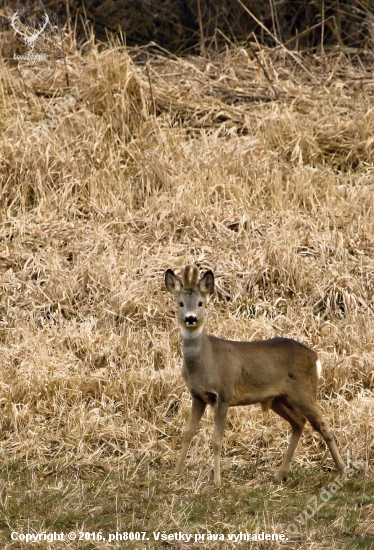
[185,315,197,326]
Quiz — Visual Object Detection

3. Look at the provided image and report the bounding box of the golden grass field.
[0,17,374,550]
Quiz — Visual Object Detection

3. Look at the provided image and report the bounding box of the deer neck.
[181,327,209,369]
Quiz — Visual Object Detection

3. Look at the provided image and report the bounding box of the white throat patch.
[181,325,204,339]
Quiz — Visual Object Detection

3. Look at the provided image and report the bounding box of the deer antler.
[181,265,200,290]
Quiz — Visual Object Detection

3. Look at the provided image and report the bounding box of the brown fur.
[165,267,346,486]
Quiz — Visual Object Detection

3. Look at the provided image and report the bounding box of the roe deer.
[165,265,345,486]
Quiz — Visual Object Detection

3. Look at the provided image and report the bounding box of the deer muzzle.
[185,315,197,327]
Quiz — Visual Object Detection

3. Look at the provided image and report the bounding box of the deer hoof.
[274,471,287,484]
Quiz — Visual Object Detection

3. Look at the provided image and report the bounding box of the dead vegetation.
[0,18,373,549]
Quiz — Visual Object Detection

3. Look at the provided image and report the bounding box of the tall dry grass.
[0,19,373,515]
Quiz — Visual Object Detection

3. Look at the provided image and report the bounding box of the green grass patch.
[0,459,372,549]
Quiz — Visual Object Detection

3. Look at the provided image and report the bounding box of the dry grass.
[0,18,374,550]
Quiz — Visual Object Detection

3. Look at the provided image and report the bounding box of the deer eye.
[198,301,203,307]
[179,301,184,307]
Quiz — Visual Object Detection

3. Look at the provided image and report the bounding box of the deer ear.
[198,270,214,296]
[165,269,183,296]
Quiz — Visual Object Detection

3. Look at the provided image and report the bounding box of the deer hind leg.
[175,397,206,475]
[213,399,228,486]
[290,399,346,475]
[271,399,306,484]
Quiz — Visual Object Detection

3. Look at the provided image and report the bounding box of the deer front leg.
[213,399,228,486]
[175,397,206,475]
